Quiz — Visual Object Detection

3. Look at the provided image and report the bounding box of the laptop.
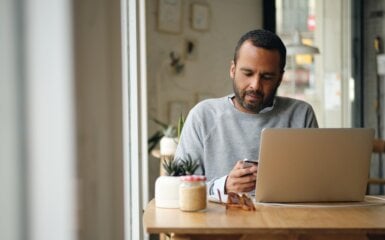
[255,128,374,203]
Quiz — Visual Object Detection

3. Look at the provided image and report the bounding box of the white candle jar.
[155,176,181,208]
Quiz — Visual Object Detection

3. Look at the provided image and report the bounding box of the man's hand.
[225,160,258,193]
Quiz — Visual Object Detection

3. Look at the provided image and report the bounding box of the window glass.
[276,0,352,127]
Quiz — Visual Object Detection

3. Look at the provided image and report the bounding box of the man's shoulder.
[193,95,230,111]
[276,96,313,108]
[188,95,231,120]
[275,96,318,127]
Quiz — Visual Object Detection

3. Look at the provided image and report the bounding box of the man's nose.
[249,76,261,90]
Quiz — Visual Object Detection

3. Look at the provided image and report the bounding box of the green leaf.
[177,114,185,140]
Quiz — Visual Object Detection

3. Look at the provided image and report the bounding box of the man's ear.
[230,60,235,79]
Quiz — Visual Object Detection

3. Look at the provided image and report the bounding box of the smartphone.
[242,159,259,168]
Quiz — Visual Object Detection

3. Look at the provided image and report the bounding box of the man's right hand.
[225,160,258,193]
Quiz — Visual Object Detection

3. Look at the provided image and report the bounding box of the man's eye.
[243,72,253,77]
[261,74,274,80]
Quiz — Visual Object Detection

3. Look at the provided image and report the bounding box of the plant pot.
[155,175,181,208]
[160,137,178,156]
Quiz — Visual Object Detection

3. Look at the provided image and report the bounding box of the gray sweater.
[175,94,318,198]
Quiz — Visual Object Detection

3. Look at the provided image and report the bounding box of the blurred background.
[1,0,384,240]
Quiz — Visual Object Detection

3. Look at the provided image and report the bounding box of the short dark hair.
[233,29,286,72]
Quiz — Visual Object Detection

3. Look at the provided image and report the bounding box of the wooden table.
[143,197,385,240]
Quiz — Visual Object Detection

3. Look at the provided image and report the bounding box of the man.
[174,29,318,200]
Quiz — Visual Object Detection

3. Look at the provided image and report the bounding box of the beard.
[232,78,278,114]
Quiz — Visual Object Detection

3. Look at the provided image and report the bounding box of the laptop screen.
[255,128,374,203]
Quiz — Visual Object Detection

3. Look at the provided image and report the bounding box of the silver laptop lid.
[255,128,374,203]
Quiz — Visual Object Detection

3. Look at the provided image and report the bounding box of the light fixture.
[286,31,320,56]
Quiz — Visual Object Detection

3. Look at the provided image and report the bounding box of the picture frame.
[191,4,210,31]
[157,0,182,34]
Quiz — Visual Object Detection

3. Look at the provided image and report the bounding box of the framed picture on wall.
[191,4,210,31]
[158,0,182,34]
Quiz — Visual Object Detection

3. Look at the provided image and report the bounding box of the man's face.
[230,41,283,114]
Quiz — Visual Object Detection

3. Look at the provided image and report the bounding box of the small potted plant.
[159,127,178,156]
[148,115,185,157]
[155,156,199,208]
[148,115,186,178]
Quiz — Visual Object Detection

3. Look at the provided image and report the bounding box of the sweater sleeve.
[305,105,319,128]
[207,175,228,202]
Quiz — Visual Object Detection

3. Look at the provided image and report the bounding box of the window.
[276,0,352,127]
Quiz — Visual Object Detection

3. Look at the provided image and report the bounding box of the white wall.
[147,0,263,122]
[146,0,263,198]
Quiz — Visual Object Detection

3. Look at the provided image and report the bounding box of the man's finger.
[226,180,256,193]
[229,167,257,178]
[232,174,256,184]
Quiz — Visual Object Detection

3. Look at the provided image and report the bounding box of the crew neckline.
[227,94,276,115]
